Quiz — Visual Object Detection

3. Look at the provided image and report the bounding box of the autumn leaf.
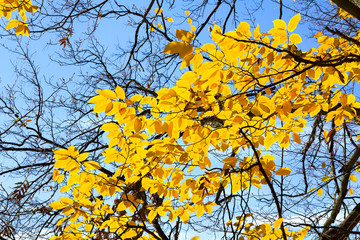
[273,218,283,228]
[275,167,292,175]
[83,161,101,170]
[273,19,287,30]
[349,188,354,195]
[317,188,323,197]
[6,20,22,30]
[289,34,302,44]
[175,29,195,43]
[292,132,301,144]
[154,8,163,15]
[350,174,357,183]
[163,41,193,59]
[288,13,301,32]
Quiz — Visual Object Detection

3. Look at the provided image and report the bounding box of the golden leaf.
[6,20,22,30]
[288,13,301,32]
[83,161,101,170]
[97,89,117,99]
[289,34,302,44]
[163,41,193,59]
[273,19,287,30]
[273,218,283,229]
[154,8,163,15]
[134,118,142,133]
[350,174,357,183]
[292,132,301,144]
[275,167,292,175]
[317,188,323,197]
[175,29,195,43]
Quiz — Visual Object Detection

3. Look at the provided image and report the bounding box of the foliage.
[48,10,360,240]
[1,0,38,36]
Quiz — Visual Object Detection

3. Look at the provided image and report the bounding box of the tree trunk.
[332,0,360,20]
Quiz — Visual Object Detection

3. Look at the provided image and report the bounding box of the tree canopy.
[1,0,360,240]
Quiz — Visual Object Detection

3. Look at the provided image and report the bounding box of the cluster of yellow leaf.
[1,0,38,36]
[227,216,310,240]
[337,8,353,19]
[49,13,360,239]
[151,8,174,32]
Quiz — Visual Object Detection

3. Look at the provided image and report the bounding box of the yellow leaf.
[308,187,316,193]
[4,11,11,20]
[317,188,323,197]
[25,5,39,13]
[236,22,251,38]
[15,24,30,37]
[148,209,158,222]
[275,167,291,175]
[154,8,163,15]
[88,94,105,104]
[190,237,200,240]
[204,203,214,214]
[163,41,193,59]
[321,176,332,182]
[77,152,89,162]
[180,53,194,69]
[288,13,301,32]
[349,188,353,196]
[191,25,196,31]
[54,159,69,169]
[20,13,27,21]
[350,174,357,183]
[115,86,125,99]
[180,210,189,223]
[85,223,93,232]
[166,17,174,22]
[273,218,283,229]
[348,94,355,105]
[185,10,190,15]
[175,29,195,43]
[253,24,261,40]
[188,18,192,25]
[105,101,113,113]
[289,34,302,44]
[69,210,80,223]
[293,132,301,144]
[273,19,287,30]
[56,174,65,183]
[60,197,73,205]
[134,118,142,132]
[97,89,117,99]
[83,161,101,170]
[68,146,79,158]
[53,148,69,156]
[222,157,237,167]
[49,201,66,210]
[122,230,138,239]
[52,170,59,180]
[158,23,163,29]
[62,206,74,216]
[6,20,22,30]
[60,185,71,192]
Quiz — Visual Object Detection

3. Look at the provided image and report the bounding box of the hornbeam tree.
[1,1,360,240]
[48,9,360,240]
